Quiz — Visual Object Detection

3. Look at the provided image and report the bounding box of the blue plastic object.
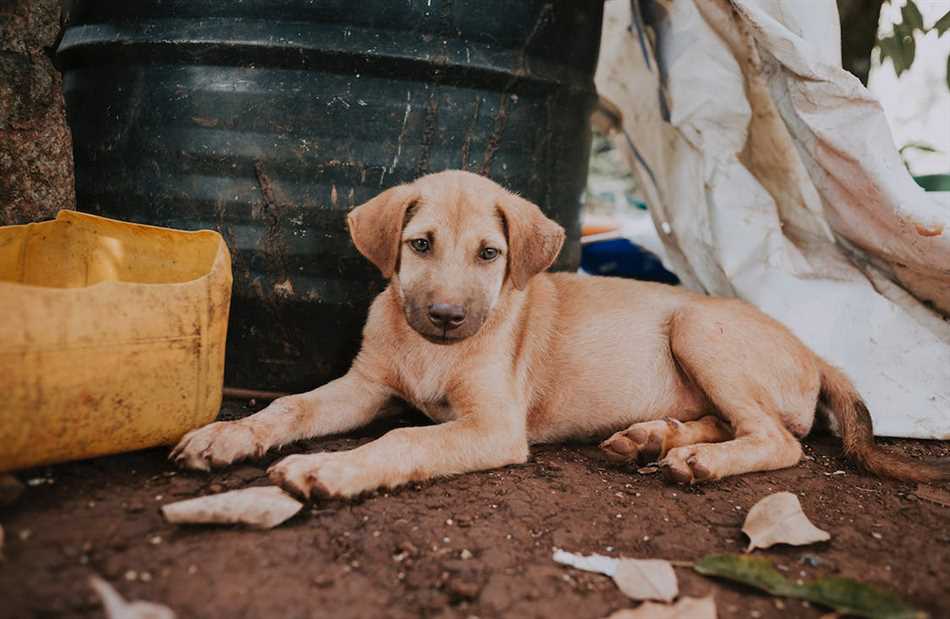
[580,237,679,285]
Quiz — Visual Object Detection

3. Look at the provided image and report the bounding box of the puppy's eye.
[479,247,499,261]
[410,238,431,253]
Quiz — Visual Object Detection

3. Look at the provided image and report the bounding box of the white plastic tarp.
[595,0,950,438]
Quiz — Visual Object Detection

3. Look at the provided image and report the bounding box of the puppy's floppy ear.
[496,191,565,289]
[347,184,420,278]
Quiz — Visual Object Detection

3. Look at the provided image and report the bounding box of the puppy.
[172,171,948,497]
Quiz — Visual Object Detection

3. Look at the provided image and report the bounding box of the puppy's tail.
[819,360,950,483]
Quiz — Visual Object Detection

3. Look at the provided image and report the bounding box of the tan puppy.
[171,171,948,497]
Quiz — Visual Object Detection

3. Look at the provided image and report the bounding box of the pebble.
[0,474,25,506]
[460,549,473,560]
[445,578,480,600]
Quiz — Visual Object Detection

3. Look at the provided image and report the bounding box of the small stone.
[18,529,31,541]
[154,495,163,501]
[149,536,163,545]
[460,549,473,560]
[871,532,883,540]
[446,578,481,600]
[140,572,152,582]
[124,570,138,581]
[637,466,658,475]
[0,475,25,506]
[445,518,454,526]
[187,565,197,575]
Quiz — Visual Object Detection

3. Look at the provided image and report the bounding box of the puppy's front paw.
[659,445,716,485]
[170,421,267,471]
[267,453,367,500]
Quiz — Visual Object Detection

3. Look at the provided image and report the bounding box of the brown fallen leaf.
[743,491,830,552]
[915,484,950,508]
[161,486,302,529]
[89,576,176,619]
[552,550,678,602]
[606,596,717,618]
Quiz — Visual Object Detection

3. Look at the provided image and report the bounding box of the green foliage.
[876,0,950,89]
[694,554,928,619]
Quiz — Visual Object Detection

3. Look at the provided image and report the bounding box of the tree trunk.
[0,0,75,225]
[837,0,885,85]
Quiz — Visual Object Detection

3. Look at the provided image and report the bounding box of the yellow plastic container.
[0,210,232,472]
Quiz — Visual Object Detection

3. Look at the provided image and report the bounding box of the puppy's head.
[347,171,564,343]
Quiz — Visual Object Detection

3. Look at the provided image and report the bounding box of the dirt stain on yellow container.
[0,210,232,472]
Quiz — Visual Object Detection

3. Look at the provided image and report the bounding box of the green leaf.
[878,33,915,76]
[899,142,938,155]
[935,10,950,36]
[694,554,928,619]
[901,1,924,32]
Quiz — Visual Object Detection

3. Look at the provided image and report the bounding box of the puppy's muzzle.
[427,303,466,330]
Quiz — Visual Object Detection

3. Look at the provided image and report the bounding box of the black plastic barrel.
[57,1,604,391]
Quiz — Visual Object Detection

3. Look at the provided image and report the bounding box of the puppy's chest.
[392,353,458,423]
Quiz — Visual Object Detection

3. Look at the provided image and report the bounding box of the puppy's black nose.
[427,303,466,329]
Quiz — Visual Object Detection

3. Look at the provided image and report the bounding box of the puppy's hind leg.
[600,416,732,465]
[657,304,819,483]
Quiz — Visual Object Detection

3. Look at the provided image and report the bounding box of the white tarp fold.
[595,0,949,438]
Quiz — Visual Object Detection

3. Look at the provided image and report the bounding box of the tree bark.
[0,0,75,225]
[837,0,885,85]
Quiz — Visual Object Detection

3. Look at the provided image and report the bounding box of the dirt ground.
[3,399,949,619]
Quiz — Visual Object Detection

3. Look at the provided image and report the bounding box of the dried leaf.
[613,559,678,602]
[553,550,678,602]
[694,554,927,619]
[553,549,618,575]
[606,596,716,619]
[914,484,950,508]
[161,486,302,530]
[89,576,176,619]
[742,491,829,551]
